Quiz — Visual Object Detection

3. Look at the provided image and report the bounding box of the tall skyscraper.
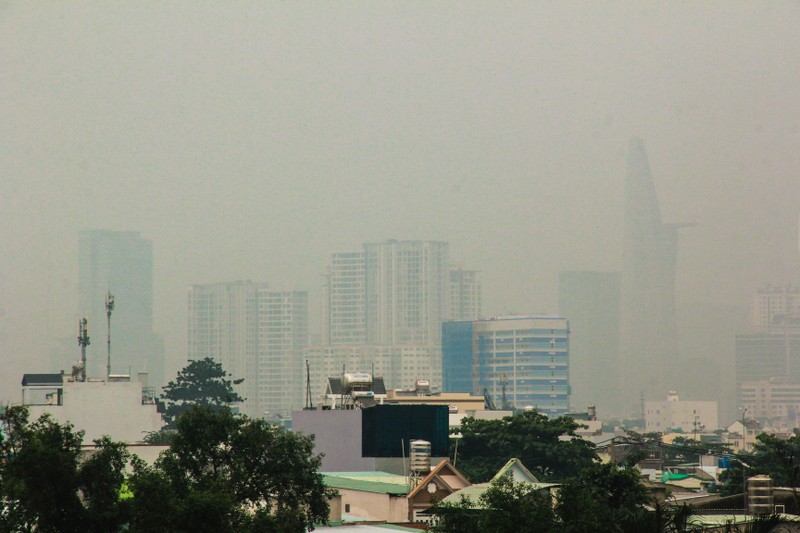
[78,230,164,386]
[187,281,262,416]
[314,240,459,395]
[364,240,450,345]
[441,315,570,417]
[449,267,482,320]
[257,289,309,417]
[619,139,687,411]
[558,271,621,414]
[187,283,308,418]
[326,251,366,345]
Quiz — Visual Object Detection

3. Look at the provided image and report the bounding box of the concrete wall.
[292,409,375,472]
[338,489,408,522]
[27,380,162,444]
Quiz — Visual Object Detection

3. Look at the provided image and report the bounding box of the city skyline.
[4,3,800,421]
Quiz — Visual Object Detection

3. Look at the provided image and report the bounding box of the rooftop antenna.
[304,359,313,410]
[106,291,114,379]
[77,318,90,382]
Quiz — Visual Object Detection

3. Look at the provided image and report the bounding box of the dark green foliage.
[430,463,650,533]
[556,462,651,533]
[78,437,132,532]
[129,406,333,533]
[0,406,129,533]
[453,411,598,482]
[719,433,800,508]
[1,405,330,533]
[429,476,556,533]
[161,357,245,427]
[141,429,176,445]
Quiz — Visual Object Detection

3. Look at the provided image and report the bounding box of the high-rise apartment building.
[619,139,688,410]
[187,282,308,418]
[78,230,164,386]
[441,316,570,417]
[315,240,457,396]
[449,267,482,320]
[187,281,261,416]
[364,240,450,345]
[751,285,800,330]
[326,252,366,345]
[558,271,621,414]
[736,286,800,416]
[257,289,308,417]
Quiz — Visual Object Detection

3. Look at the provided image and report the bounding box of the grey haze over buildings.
[2,3,800,420]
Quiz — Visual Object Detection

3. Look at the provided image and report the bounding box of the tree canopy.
[129,406,332,533]
[161,357,245,427]
[0,405,130,533]
[719,433,800,509]
[453,411,598,482]
[1,405,331,533]
[429,463,654,533]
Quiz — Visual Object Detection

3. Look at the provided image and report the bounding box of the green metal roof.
[322,472,410,495]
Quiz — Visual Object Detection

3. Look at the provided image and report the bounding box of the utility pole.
[78,318,90,382]
[106,292,114,379]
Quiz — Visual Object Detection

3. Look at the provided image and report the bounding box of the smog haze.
[3,2,800,419]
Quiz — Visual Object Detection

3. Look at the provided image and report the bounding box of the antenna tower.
[305,359,313,410]
[77,318,90,382]
[106,292,114,379]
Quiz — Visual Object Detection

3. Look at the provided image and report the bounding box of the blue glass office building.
[443,316,570,417]
[442,320,475,392]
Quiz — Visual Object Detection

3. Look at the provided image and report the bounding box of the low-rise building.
[322,472,410,523]
[21,372,162,444]
[645,391,718,434]
[407,460,471,522]
[293,404,449,475]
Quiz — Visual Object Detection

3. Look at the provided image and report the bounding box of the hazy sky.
[3,2,800,405]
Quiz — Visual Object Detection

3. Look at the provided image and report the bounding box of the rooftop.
[322,472,410,495]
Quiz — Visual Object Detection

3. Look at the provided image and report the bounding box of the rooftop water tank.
[747,475,774,515]
[409,439,431,475]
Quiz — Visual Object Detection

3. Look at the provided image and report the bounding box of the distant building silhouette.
[78,230,164,387]
[449,267,482,321]
[325,251,367,345]
[187,281,262,416]
[619,139,688,412]
[187,281,308,418]
[364,240,450,345]
[558,271,621,415]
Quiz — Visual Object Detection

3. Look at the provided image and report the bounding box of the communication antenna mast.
[77,318,90,382]
[304,359,313,410]
[106,292,114,379]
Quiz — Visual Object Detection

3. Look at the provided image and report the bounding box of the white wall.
[28,380,163,444]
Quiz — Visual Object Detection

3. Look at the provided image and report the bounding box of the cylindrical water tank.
[342,372,372,393]
[409,440,431,475]
[747,475,774,515]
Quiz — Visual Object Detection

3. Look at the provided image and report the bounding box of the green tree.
[556,463,652,533]
[129,406,332,533]
[454,411,598,482]
[0,406,130,533]
[719,433,800,509]
[161,357,245,427]
[429,476,556,533]
[78,436,132,532]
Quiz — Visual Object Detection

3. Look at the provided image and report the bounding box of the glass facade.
[441,320,474,393]
[475,317,570,417]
